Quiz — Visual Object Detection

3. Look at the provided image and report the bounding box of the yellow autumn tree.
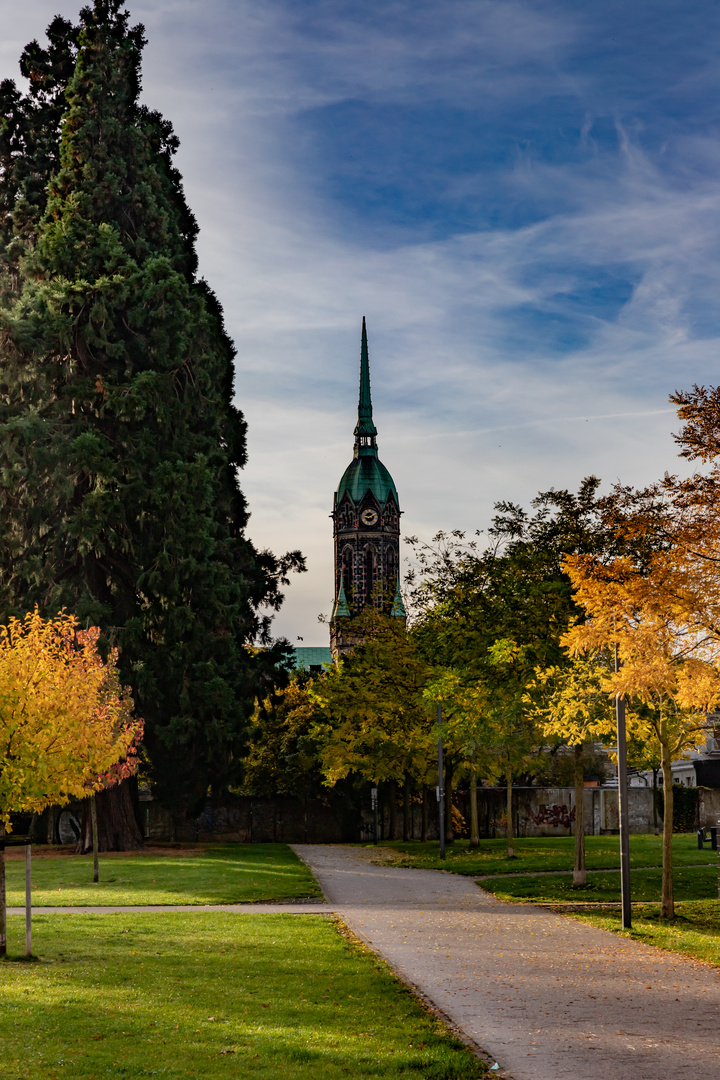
[422,668,492,848]
[0,611,141,954]
[562,555,710,917]
[531,655,615,885]
[311,613,434,840]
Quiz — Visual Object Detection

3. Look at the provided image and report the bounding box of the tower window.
[365,548,375,604]
[342,547,353,599]
[386,546,396,590]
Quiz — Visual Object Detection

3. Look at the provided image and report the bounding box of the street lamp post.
[437,703,445,860]
[615,646,632,929]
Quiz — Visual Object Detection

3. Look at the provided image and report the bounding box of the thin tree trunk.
[469,763,479,848]
[90,794,99,883]
[25,843,31,957]
[445,758,454,843]
[652,768,659,835]
[506,764,515,858]
[389,781,397,840]
[403,775,411,842]
[660,736,674,919]
[0,824,5,957]
[573,743,586,886]
[421,786,428,843]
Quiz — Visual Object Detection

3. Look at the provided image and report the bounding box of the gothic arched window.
[342,547,353,599]
[365,547,375,605]
[385,546,396,592]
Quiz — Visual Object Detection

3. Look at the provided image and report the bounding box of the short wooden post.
[25,843,31,957]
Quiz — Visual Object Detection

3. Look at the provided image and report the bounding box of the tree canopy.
[0,609,140,826]
[0,2,302,807]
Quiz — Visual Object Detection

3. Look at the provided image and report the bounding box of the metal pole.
[25,843,31,957]
[615,646,631,929]
[371,787,378,846]
[437,704,445,860]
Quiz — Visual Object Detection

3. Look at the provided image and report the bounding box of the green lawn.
[5,844,321,906]
[367,834,714,876]
[478,864,718,904]
[578,901,720,967]
[0,913,486,1080]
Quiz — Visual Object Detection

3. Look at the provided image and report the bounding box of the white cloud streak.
[1,1,719,641]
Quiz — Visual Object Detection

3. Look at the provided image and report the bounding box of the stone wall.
[142,795,356,845]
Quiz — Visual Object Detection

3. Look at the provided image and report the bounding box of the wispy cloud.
[2,0,719,639]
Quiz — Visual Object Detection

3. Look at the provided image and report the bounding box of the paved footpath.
[292,844,720,1080]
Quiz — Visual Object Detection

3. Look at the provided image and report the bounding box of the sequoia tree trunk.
[660,733,674,919]
[573,743,586,886]
[76,779,143,853]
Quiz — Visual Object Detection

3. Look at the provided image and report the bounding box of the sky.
[2,0,719,644]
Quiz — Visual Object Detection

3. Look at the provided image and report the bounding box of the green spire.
[331,575,351,619]
[354,316,378,449]
[390,582,407,618]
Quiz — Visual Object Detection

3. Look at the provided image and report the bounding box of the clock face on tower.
[360,508,379,527]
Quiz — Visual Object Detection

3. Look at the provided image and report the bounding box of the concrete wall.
[448,786,658,838]
[136,784,715,845]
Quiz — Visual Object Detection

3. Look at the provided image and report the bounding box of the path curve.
[292,843,720,1080]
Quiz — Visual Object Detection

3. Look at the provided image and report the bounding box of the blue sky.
[2,1,719,642]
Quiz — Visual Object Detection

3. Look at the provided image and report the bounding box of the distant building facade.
[629,729,720,788]
[330,319,406,658]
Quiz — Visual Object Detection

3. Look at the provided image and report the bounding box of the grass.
[0,913,486,1080]
[478,864,718,903]
[367,833,715,876]
[4,844,321,906]
[577,901,720,967]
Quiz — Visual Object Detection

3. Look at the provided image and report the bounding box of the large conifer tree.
[0,1,300,830]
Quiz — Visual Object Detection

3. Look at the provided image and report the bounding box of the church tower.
[330,318,406,658]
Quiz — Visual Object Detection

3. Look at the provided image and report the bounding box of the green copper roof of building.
[336,455,398,506]
[335,317,400,508]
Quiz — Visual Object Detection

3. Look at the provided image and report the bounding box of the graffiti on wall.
[528,803,575,828]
